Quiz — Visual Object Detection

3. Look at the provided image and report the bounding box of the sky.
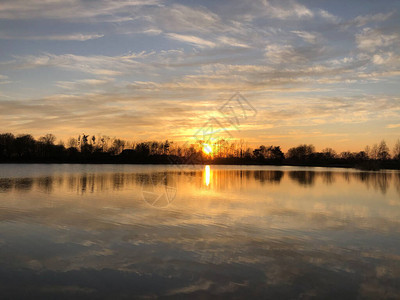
[0,0,399,152]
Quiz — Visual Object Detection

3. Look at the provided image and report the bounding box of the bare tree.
[67,138,78,148]
[322,148,337,159]
[377,140,390,160]
[370,144,379,160]
[393,139,400,160]
[112,139,125,154]
[39,134,56,145]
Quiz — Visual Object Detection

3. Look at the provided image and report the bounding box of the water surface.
[0,164,399,299]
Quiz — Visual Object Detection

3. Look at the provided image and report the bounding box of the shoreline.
[1,161,399,171]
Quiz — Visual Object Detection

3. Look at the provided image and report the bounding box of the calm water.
[0,164,399,299]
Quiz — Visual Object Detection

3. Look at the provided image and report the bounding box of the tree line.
[0,133,399,170]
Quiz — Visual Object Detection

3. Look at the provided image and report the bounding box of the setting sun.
[202,143,213,155]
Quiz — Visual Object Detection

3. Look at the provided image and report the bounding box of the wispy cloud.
[165,33,216,48]
[0,0,161,21]
[353,12,394,27]
[0,74,11,84]
[0,33,104,41]
[356,28,399,52]
[217,36,250,48]
[146,4,221,33]
[263,0,314,19]
[56,78,115,90]
[387,124,400,129]
[317,9,340,23]
[5,52,152,76]
[291,31,318,44]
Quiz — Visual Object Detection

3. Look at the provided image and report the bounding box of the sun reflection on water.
[204,165,211,186]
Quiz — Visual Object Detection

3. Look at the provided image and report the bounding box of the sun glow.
[202,143,213,155]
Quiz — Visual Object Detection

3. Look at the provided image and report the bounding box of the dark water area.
[0,164,399,299]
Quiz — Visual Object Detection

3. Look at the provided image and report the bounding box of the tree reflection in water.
[0,168,398,196]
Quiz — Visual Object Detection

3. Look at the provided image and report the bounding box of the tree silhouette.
[39,134,56,145]
[287,144,315,161]
[377,140,390,160]
[0,132,399,169]
[253,145,284,162]
[15,134,35,158]
[0,133,15,158]
[67,137,78,149]
[110,139,125,155]
[393,139,400,160]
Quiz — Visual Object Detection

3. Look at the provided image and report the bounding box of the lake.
[0,164,399,299]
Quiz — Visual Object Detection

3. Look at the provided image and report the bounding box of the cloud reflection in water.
[0,165,399,298]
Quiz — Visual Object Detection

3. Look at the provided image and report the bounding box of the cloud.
[4,47,251,77]
[167,280,213,296]
[5,52,154,76]
[386,124,400,129]
[0,33,104,41]
[56,78,115,90]
[29,33,104,41]
[0,0,161,21]
[291,31,318,44]
[353,12,394,27]
[163,33,249,50]
[142,29,162,36]
[0,74,11,85]
[1,65,398,142]
[264,43,325,64]
[356,28,399,52]
[217,36,250,48]
[318,9,340,23]
[4,35,394,97]
[371,52,398,66]
[263,0,314,19]
[165,33,216,48]
[143,4,221,34]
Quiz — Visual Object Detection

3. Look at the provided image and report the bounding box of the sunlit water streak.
[0,164,399,299]
[204,165,211,186]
